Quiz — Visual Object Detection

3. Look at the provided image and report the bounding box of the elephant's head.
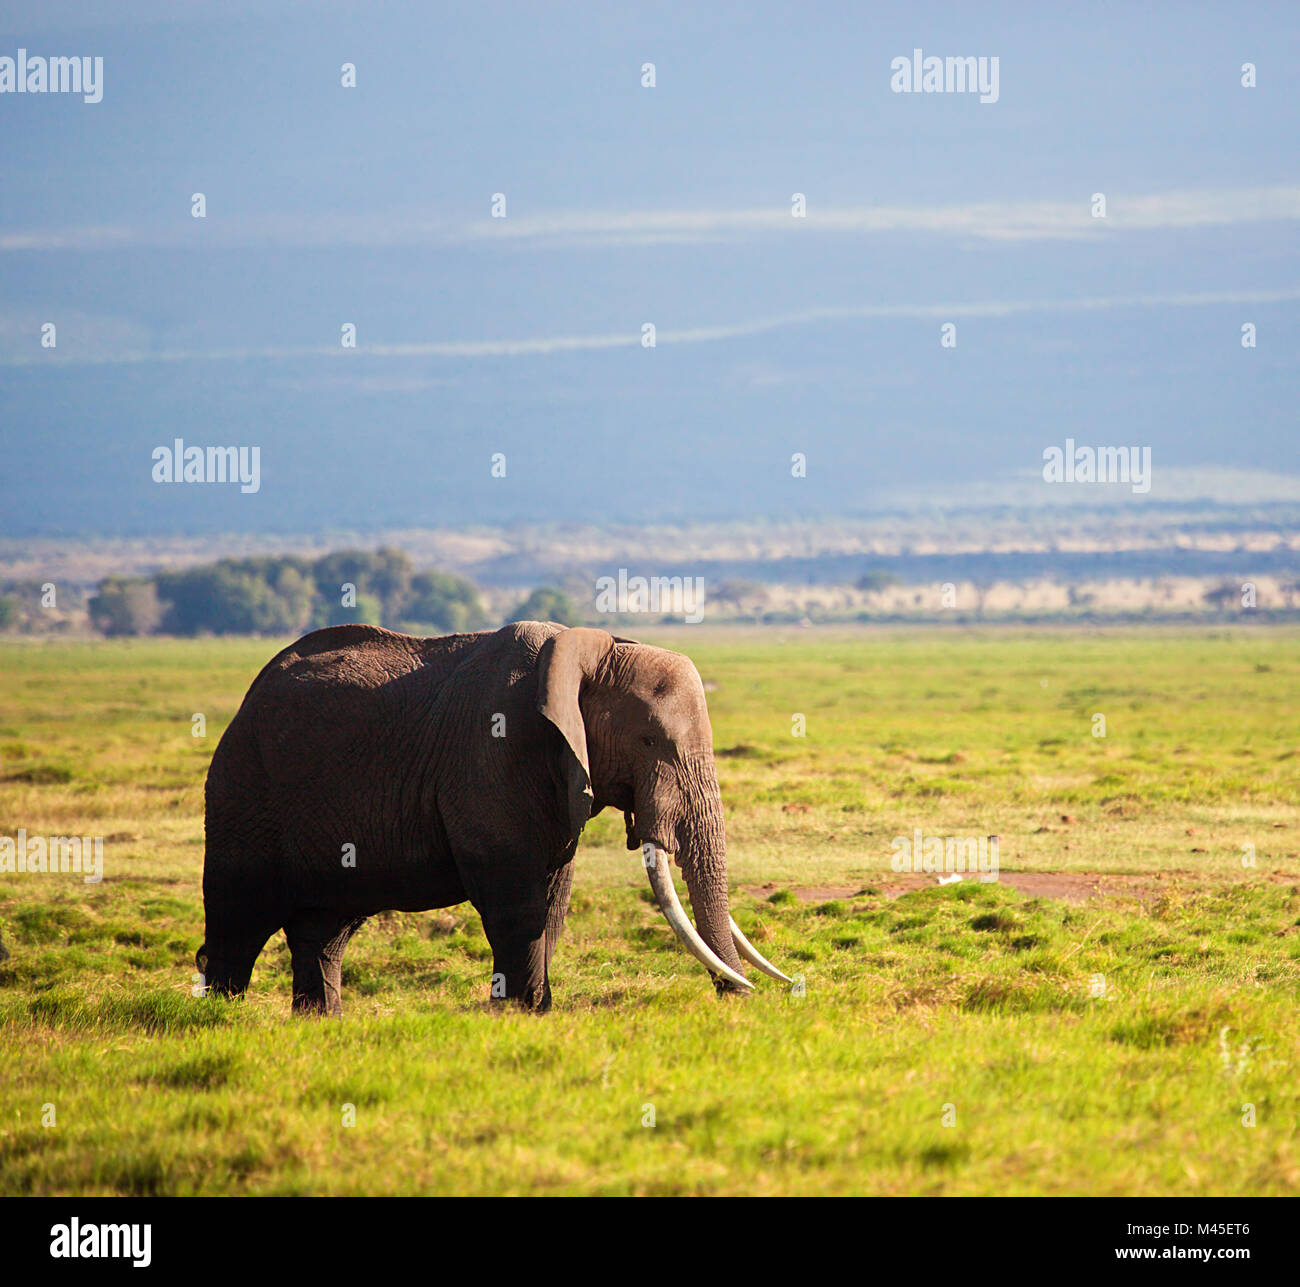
[537,627,788,993]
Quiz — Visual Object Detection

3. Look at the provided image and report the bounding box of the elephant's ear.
[536,627,616,844]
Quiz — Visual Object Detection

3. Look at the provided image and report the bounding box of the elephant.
[197,621,787,1014]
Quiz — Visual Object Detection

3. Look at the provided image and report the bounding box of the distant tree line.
[86,547,578,637]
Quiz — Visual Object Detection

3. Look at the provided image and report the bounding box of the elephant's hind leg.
[285,911,366,1017]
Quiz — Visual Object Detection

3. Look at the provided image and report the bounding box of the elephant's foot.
[713,975,753,998]
[488,975,552,1014]
[285,912,363,1019]
[292,992,342,1019]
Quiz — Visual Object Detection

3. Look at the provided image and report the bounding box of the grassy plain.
[1,627,1297,1194]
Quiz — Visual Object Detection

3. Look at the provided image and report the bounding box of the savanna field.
[1,626,1297,1195]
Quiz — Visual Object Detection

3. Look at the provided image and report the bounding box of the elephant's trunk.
[643,846,752,992]
[674,782,749,989]
[638,752,789,992]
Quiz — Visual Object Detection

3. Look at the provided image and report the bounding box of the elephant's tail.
[194,942,207,974]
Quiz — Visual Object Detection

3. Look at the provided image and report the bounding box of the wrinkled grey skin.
[198,622,745,1015]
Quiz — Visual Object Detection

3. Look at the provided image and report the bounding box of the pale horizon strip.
[3,286,1297,369]
[3,186,1300,254]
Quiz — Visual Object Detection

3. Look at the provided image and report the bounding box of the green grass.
[1,626,1298,1194]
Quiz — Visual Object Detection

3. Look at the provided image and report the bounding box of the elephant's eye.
[641,735,657,748]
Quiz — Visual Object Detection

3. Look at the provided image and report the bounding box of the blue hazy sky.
[0,0,1296,535]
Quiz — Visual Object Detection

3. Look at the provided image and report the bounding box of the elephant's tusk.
[729,916,793,983]
[642,846,754,992]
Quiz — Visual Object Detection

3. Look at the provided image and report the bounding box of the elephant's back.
[250,624,460,690]
[229,627,461,771]
[207,619,563,805]
[252,620,565,691]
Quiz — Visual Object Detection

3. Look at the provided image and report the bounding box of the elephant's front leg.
[482,895,551,1012]
[471,859,574,1013]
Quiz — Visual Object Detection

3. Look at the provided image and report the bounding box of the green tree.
[510,586,579,626]
[84,548,488,638]
[400,570,489,633]
[155,564,308,635]
[855,570,901,592]
[1202,581,1242,612]
[88,579,164,636]
[312,548,414,624]
[324,592,384,627]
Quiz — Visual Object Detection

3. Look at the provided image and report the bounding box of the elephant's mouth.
[625,809,675,863]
